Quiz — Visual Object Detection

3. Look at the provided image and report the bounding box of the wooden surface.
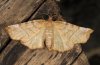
[0,0,90,65]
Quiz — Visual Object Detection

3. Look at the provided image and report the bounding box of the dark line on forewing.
[19,20,45,42]
[20,25,30,37]
[68,27,79,43]
[26,21,46,44]
[55,29,64,50]
[53,22,68,49]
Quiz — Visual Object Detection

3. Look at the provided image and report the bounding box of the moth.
[6,19,93,52]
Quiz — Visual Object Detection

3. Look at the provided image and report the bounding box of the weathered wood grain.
[0,0,90,65]
[0,0,9,8]
[72,52,90,65]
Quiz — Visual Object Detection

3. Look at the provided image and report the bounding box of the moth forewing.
[6,20,46,49]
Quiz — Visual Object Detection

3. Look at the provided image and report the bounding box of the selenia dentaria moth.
[6,19,93,52]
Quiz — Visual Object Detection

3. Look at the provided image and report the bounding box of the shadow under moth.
[5,19,93,52]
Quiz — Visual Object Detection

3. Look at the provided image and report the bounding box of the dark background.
[57,0,100,65]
